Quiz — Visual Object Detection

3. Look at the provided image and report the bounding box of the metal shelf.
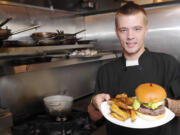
[13,53,116,74]
[0,44,94,58]
[0,44,118,74]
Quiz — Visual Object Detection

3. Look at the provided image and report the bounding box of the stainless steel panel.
[0,61,108,119]
[146,5,180,60]
[0,3,85,40]
[0,4,30,39]
[84,3,180,61]
[84,13,120,50]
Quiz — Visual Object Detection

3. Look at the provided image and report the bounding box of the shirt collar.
[119,48,150,70]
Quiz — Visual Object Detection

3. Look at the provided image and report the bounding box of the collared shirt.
[126,60,139,67]
[95,49,180,135]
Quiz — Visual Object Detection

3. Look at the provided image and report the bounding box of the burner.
[12,110,102,135]
[56,116,67,122]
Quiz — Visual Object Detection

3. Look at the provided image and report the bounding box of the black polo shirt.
[95,49,180,135]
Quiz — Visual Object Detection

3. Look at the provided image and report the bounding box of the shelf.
[0,44,94,58]
[0,44,119,75]
[13,53,116,74]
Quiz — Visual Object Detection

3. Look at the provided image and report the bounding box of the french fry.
[110,112,125,121]
[115,93,128,103]
[108,93,137,122]
[108,93,136,122]
[110,104,129,120]
[126,97,134,105]
[115,94,134,105]
[130,109,136,122]
[110,98,121,103]
[114,100,133,110]
[115,93,127,99]
[126,109,131,118]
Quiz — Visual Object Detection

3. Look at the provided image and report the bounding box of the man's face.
[115,12,148,59]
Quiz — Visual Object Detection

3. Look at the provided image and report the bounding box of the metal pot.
[0,25,40,41]
[0,18,12,40]
[31,32,57,41]
[0,18,12,28]
[0,29,11,40]
[36,38,60,46]
[3,39,36,47]
[43,95,74,117]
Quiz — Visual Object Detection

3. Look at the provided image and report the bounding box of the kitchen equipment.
[54,29,86,45]
[43,95,74,117]
[31,32,57,41]
[30,29,85,46]
[3,39,36,47]
[0,25,40,41]
[0,28,11,40]
[0,18,12,28]
[36,38,61,46]
[12,25,40,35]
[56,29,86,40]
[12,109,104,135]
[0,18,12,40]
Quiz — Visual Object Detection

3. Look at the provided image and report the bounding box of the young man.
[88,2,180,135]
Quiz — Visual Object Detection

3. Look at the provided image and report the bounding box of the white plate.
[101,101,175,129]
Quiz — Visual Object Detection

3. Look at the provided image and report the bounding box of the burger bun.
[136,111,165,121]
[135,83,167,103]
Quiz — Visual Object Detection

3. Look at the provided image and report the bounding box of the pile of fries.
[108,93,136,122]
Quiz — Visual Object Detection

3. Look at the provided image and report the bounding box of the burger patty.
[137,105,165,116]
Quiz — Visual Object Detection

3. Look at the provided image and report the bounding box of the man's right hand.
[88,93,110,121]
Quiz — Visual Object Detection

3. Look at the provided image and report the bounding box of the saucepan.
[31,32,57,41]
[0,18,12,40]
[0,18,12,28]
[0,25,41,41]
[43,95,74,117]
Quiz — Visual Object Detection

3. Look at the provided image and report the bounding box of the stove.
[12,110,105,135]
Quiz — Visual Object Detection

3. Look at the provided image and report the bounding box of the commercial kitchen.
[0,0,180,135]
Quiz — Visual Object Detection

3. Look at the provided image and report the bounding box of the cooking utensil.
[31,32,57,40]
[30,29,85,46]
[43,95,73,117]
[3,39,36,47]
[0,25,40,41]
[12,25,40,35]
[0,29,11,40]
[0,18,12,40]
[0,18,12,28]
[74,29,86,35]
[56,29,86,39]
[37,38,60,46]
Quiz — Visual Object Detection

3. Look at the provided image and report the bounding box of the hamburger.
[133,83,167,120]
